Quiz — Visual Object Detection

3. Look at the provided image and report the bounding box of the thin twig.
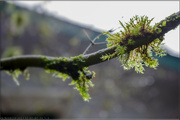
[82,27,119,55]
[83,30,94,45]
[83,43,93,55]
[94,42,107,45]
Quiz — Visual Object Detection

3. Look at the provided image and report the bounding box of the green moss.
[6,69,30,86]
[176,16,180,19]
[41,56,95,101]
[162,21,166,27]
[69,67,95,102]
[70,54,86,66]
[45,69,70,81]
[5,55,95,101]
[102,15,166,74]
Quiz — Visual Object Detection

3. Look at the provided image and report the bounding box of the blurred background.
[0,1,179,119]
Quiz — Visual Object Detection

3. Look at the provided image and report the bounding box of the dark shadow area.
[1,112,58,119]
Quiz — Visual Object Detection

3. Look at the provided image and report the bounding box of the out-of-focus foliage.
[38,21,53,38]
[2,46,23,58]
[10,11,29,35]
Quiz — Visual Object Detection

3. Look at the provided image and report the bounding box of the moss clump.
[45,67,95,102]
[69,67,95,101]
[42,56,95,101]
[5,55,95,101]
[102,15,166,73]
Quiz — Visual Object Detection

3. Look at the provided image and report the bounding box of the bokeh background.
[0,1,179,119]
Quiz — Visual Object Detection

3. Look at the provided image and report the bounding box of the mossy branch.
[1,11,180,71]
[81,11,180,67]
[0,11,179,101]
[0,55,50,71]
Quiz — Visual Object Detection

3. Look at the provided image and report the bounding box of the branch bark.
[1,11,180,73]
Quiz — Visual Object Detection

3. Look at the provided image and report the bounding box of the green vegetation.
[6,69,30,86]
[10,11,29,35]
[3,11,180,101]
[102,15,166,73]
[2,46,23,58]
[41,56,95,101]
[5,55,95,101]
[45,67,95,102]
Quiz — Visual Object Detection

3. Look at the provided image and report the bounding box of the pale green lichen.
[102,15,166,74]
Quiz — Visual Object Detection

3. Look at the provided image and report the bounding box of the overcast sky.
[12,1,179,56]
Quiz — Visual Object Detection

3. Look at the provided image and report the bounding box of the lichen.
[102,15,166,73]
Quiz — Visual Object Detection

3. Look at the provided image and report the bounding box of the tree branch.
[1,11,180,73]
[0,55,54,70]
[81,11,180,67]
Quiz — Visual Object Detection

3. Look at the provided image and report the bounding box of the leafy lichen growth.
[102,15,166,73]
[42,55,95,102]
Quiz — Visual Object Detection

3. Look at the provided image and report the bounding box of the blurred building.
[0,1,179,119]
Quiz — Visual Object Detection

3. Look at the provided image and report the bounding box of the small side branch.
[82,28,117,55]
[82,29,104,54]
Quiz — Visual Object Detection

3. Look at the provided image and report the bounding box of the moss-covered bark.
[0,11,179,101]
